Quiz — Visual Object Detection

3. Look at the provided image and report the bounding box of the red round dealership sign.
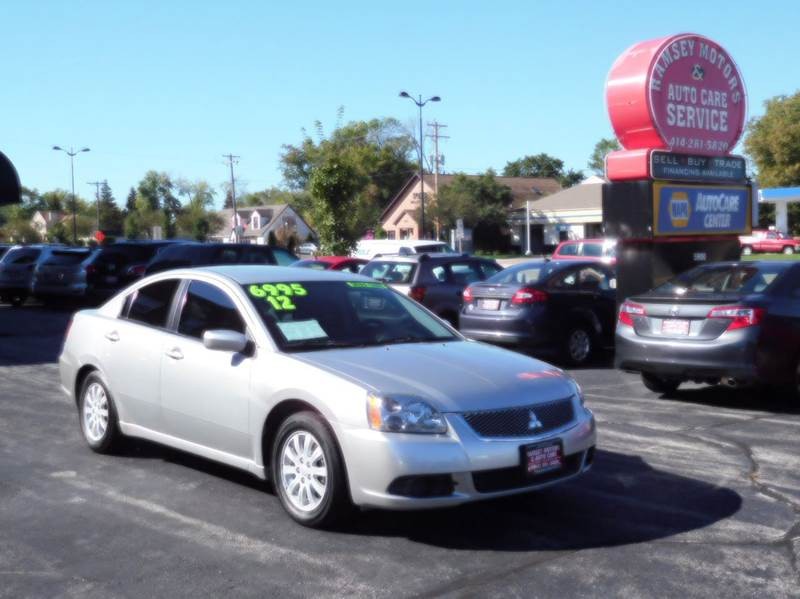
[606,33,746,156]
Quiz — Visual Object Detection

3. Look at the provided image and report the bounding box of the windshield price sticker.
[249,282,308,311]
[346,281,386,289]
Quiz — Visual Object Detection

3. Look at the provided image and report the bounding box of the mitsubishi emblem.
[528,410,543,431]
[669,305,680,317]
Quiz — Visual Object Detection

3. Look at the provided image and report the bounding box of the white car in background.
[59,265,596,527]
[353,239,455,260]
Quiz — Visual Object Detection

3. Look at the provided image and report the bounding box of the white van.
[353,239,456,260]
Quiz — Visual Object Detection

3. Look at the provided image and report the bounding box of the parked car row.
[0,241,299,306]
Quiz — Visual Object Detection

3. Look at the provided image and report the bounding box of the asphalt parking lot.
[1,304,799,598]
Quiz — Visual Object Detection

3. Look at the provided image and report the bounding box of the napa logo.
[668,192,691,228]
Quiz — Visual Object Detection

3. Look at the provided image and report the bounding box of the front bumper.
[615,325,759,381]
[336,405,596,509]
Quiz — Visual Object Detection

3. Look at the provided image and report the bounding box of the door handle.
[165,347,184,360]
[104,331,120,342]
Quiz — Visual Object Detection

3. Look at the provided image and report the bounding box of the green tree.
[175,180,219,241]
[125,171,180,238]
[280,115,415,234]
[125,187,137,213]
[502,153,584,187]
[308,156,367,255]
[588,138,621,175]
[744,91,800,234]
[97,182,124,233]
[428,171,514,251]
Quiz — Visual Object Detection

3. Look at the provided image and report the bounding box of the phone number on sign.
[668,137,730,153]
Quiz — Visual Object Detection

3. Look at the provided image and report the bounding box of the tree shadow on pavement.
[339,449,741,551]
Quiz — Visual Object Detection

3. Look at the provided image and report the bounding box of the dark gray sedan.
[615,261,800,395]
[460,260,617,365]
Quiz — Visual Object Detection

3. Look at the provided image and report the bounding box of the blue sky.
[1,1,796,207]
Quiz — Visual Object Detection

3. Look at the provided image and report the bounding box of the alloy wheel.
[569,329,591,363]
[279,430,329,512]
[83,382,109,443]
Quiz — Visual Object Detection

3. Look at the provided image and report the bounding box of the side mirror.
[203,329,249,353]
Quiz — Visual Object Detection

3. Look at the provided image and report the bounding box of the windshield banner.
[652,182,751,236]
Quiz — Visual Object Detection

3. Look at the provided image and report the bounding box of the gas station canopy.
[759,187,800,234]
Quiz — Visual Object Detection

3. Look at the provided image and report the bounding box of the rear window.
[44,250,93,265]
[556,242,579,256]
[413,243,453,254]
[655,265,786,295]
[486,262,558,285]
[270,248,298,266]
[1,248,41,264]
[361,261,417,284]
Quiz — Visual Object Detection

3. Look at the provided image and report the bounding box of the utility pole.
[426,121,449,238]
[222,154,240,242]
[88,180,103,232]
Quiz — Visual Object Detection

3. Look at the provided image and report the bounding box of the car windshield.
[654,264,787,295]
[360,261,417,284]
[485,261,559,285]
[244,280,458,352]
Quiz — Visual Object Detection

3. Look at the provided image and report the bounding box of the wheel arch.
[260,399,325,480]
[74,364,100,408]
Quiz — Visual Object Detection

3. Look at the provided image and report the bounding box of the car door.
[159,279,253,458]
[576,265,618,345]
[101,278,180,429]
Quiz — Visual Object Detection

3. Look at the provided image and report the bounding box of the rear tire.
[782,246,795,255]
[9,293,26,307]
[741,245,753,256]
[78,372,123,454]
[271,411,352,528]
[563,324,593,366]
[641,372,681,395]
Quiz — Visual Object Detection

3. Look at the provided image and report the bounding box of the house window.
[400,228,414,240]
[251,214,260,229]
[386,231,396,240]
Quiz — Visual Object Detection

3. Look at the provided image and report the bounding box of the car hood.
[291,340,576,412]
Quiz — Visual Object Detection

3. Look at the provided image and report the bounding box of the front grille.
[462,398,575,438]
[472,452,584,493]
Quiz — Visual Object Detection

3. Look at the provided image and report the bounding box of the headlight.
[367,393,447,434]
[566,376,585,406]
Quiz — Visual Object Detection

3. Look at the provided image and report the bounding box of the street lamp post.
[53,146,90,244]
[399,91,440,239]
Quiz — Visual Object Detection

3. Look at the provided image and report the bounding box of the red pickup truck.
[739,230,800,255]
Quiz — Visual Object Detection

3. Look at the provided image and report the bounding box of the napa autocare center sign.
[653,182,750,236]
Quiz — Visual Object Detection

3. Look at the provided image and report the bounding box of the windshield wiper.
[377,336,445,346]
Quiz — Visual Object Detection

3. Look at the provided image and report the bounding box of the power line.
[222,154,240,241]
[87,180,105,232]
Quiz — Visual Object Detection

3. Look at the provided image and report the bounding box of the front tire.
[271,412,352,528]
[563,325,593,366]
[641,372,681,395]
[782,246,795,255]
[741,245,753,256]
[78,372,122,453]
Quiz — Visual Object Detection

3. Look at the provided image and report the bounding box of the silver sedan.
[59,266,596,527]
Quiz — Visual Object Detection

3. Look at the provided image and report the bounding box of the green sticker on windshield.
[346,281,386,289]
[248,282,307,310]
